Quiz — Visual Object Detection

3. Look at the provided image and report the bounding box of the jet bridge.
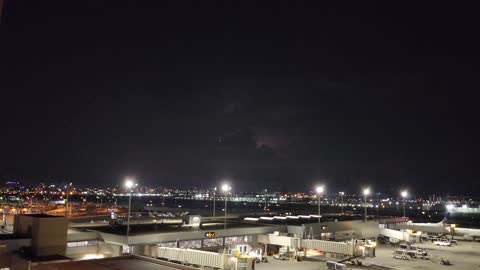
[145,246,238,269]
[257,234,375,257]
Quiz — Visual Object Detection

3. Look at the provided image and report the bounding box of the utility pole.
[264,189,268,211]
[65,183,72,218]
[213,187,217,217]
[339,192,344,215]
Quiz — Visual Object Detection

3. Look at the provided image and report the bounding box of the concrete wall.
[12,215,69,257]
[31,216,68,256]
[0,238,31,252]
[66,245,98,256]
[13,215,34,235]
[67,229,99,242]
[98,242,122,257]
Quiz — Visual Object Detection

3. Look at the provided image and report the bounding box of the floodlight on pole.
[221,183,230,192]
[363,188,370,221]
[213,187,217,217]
[65,182,72,218]
[221,183,231,230]
[264,189,268,211]
[339,191,345,215]
[316,185,324,223]
[401,190,408,218]
[125,178,135,189]
[124,177,136,241]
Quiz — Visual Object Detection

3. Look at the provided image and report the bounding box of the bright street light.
[264,189,268,211]
[221,183,231,230]
[213,187,217,217]
[65,182,72,218]
[401,190,408,218]
[339,191,345,215]
[363,188,370,221]
[124,177,136,240]
[125,178,135,189]
[221,183,231,192]
[315,185,325,223]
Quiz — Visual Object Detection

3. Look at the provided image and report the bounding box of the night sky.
[1,1,479,194]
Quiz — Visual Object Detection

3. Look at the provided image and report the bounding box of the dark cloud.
[0,1,479,194]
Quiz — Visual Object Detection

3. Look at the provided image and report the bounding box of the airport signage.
[205,232,216,237]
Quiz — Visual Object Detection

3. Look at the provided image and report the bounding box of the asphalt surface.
[255,241,480,270]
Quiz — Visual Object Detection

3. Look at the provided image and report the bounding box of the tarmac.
[256,241,480,270]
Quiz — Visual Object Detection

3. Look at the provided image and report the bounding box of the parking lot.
[255,241,480,270]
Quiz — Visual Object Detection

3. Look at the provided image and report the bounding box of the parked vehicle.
[406,250,417,258]
[327,261,348,270]
[273,253,288,260]
[249,249,268,263]
[415,249,430,260]
[434,239,452,246]
[393,249,409,260]
[440,258,452,265]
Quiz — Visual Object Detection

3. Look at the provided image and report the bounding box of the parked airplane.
[403,213,480,241]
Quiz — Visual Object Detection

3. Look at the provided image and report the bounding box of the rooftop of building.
[22,214,65,218]
[32,255,199,270]
[86,220,275,236]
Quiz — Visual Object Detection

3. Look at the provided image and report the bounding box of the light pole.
[125,178,136,238]
[401,190,408,218]
[316,186,324,223]
[65,183,72,218]
[213,187,217,217]
[339,192,345,215]
[264,189,268,212]
[96,196,103,211]
[221,184,231,230]
[363,188,370,221]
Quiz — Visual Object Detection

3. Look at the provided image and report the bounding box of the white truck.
[434,239,452,246]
